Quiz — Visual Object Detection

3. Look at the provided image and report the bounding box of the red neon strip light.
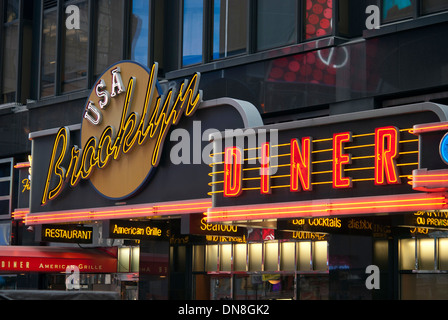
[25,199,212,225]
[333,132,352,189]
[206,194,447,222]
[290,137,312,192]
[260,143,271,195]
[375,126,400,185]
[223,147,243,197]
[14,162,31,169]
[408,169,448,191]
[411,121,448,134]
[12,209,30,220]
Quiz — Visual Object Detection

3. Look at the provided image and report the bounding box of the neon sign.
[290,137,312,192]
[332,132,352,189]
[374,126,400,185]
[217,125,406,198]
[41,225,93,244]
[223,147,243,197]
[42,62,202,204]
[440,133,448,165]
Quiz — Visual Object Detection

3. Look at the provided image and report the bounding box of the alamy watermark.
[65,265,80,290]
[169,121,279,174]
[366,5,381,30]
[67,4,381,32]
[66,5,80,30]
[365,265,380,290]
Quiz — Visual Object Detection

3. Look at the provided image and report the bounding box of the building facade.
[1,0,448,300]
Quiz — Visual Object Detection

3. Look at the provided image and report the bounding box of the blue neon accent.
[440,133,448,165]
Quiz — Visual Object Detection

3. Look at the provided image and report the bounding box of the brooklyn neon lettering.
[41,63,202,205]
[290,137,312,192]
[333,132,352,189]
[223,147,243,197]
[374,126,400,185]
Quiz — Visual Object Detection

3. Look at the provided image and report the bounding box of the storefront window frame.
[191,239,329,300]
[211,0,249,60]
[398,235,448,300]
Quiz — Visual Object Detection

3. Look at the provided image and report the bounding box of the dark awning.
[0,246,117,273]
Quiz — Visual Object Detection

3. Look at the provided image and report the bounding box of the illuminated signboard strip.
[411,121,448,134]
[12,209,29,221]
[25,199,211,225]
[208,127,419,195]
[408,169,448,191]
[206,193,447,223]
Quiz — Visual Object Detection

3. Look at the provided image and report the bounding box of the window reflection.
[62,0,89,93]
[183,0,203,66]
[4,0,19,22]
[382,0,414,22]
[304,0,333,40]
[212,0,248,59]
[130,0,149,66]
[422,0,448,15]
[2,23,18,103]
[257,0,296,52]
[234,274,295,300]
[40,8,57,98]
[95,0,124,78]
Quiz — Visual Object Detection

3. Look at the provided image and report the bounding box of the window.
[182,0,203,66]
[212,0,248,60]
[421,0,448,15]
[256,0,297,52]
[180,0,337,69]
[304,0,333,40]
[382,0,414,22]
[382,0,448,23]
[62,0,89,93]
[0,158,13,219]
[130,0,150,66]
[40,2,57,98]
[39,0,127,99]
[2,0,19,103]
[95,0,124,78]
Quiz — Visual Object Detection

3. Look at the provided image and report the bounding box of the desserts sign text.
[42,62,202,204]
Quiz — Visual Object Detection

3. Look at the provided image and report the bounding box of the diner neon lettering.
[260,142,271,194]
[290,137,312,192]
[223,147,243,197]
[41,63,202,205]
[221,126,405,198]
[333,132,352,189]
[374,126,400,185]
